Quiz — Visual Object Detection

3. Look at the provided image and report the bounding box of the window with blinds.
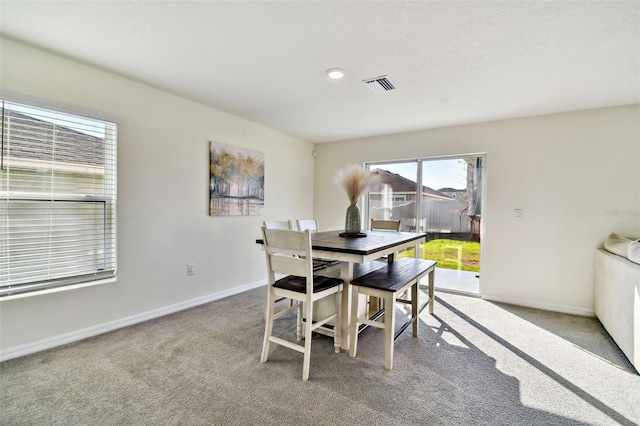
[0,100,117,298]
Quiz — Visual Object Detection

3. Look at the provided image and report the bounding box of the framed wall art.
[209,141,264,216]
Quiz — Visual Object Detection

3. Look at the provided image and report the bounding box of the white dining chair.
[263,220,292,230]
[260,227,343,381]
[370,219,401,231]
[296,219,319,232]
[368,219,402,311]
[263,221,296,309]
[295,219,335,269]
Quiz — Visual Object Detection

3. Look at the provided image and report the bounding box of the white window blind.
[0,100,117,298]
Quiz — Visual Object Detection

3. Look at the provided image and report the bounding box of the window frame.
[0,98,118,299]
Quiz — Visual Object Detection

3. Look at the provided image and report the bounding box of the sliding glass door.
[419,157,482,294]
[366,155,484,295]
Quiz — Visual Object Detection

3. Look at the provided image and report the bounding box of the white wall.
[0,38,315,356]
[1,37,638,359]
[313,105,640,315]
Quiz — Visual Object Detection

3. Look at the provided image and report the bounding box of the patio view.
[367,156,483,294]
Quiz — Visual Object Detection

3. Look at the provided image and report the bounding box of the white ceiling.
[1,1,639,143]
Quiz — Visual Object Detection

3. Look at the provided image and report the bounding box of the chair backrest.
[296,219,319,232]
[263,220,292,230]
[370,219,401,231]
[261,227,314,290]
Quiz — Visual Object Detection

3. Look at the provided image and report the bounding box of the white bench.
[349,257,437,370]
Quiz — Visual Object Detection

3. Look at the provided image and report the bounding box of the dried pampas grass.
[334,164,376,205]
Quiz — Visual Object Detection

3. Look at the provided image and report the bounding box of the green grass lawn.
[399,239,480,272]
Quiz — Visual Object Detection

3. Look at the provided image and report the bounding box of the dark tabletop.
[257,230,427,256]
[311,230,426,255]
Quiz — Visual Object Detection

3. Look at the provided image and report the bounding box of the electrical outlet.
[187,263,195,276]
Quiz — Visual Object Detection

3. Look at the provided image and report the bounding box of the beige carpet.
[1,289,638,425]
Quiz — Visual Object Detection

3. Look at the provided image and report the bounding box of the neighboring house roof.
[370,169,452,200]
[438,187,465,193]
[438,187,466,200]
[2,109,105,166]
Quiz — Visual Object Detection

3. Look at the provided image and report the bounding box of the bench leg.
[349,285,360,358]
[384,292,395,371]
[428,269,435,315]
[412,280,419,337]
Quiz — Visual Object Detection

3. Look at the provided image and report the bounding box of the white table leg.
[340,261,354,350]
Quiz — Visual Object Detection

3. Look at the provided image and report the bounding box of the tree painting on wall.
[209,141,264,216]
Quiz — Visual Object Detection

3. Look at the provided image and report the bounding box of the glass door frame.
[364,153,487,296]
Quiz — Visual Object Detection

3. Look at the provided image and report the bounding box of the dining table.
[258,229,429,350]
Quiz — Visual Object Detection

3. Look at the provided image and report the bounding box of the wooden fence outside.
[370,200,474,233]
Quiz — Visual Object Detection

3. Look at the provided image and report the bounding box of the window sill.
[0,277,118,301]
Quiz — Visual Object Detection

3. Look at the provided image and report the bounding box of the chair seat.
[313,260,329,271]
[274,275,343,293]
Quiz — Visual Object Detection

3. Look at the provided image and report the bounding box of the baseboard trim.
[4,283,595,362]
[481,294,595,317]
[0,279,266,362]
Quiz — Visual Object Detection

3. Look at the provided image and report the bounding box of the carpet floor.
[1,289,638,425]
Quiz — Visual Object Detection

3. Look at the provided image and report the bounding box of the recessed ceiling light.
[326,68,345,79]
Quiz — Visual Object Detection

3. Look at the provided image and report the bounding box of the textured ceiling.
[1,1,638,143]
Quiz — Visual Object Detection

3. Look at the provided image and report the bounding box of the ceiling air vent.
[363,75,396,93]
